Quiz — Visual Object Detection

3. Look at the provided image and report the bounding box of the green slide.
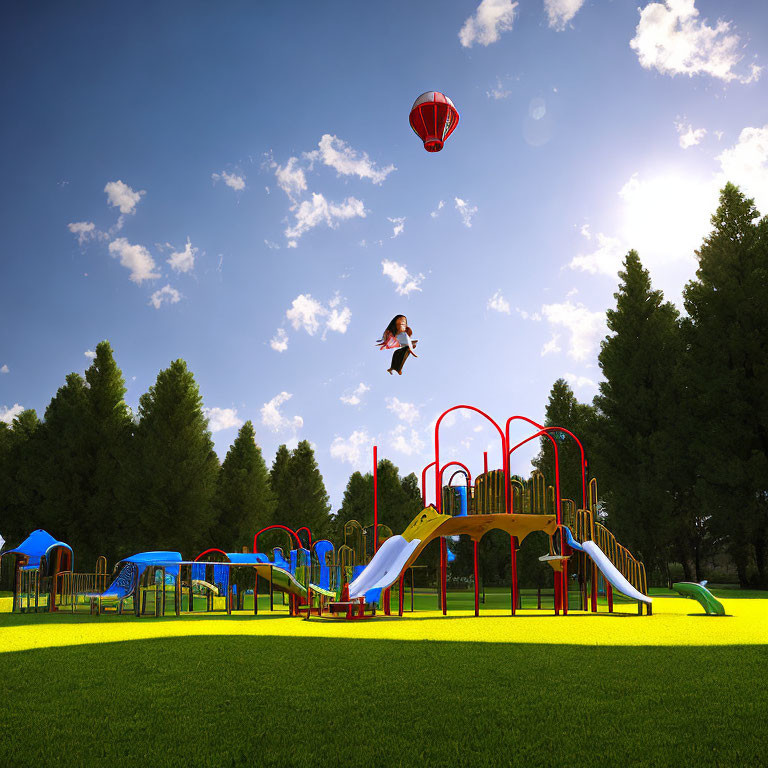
[673,582,726,616]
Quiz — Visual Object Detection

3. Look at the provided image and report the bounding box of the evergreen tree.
[532,379,597,508]
[81,341,133,564]
[333,470,372,543]
[36,373,91,556]
[683,183,768,586]
[282,440,332,539]
[333,461,424,546]
[269,444,293,529]
[593,250,683,579]
[130,360,220,556]
[212,421,275,552]
[0,410,42,548]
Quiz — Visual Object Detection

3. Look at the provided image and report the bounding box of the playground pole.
[441,538,447,615]
[591,564,598,612]
[510,536,518,616]
[373,445,378,552]
[473,541,479,616]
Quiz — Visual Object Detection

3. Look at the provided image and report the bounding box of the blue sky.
[2,0,768,512]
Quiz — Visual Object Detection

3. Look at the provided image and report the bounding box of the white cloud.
[204,407,244,432]
[630,0,761,83]
[326,295,352,334]
[0,404,24,424]
[716,125,768,212]
[0,365,8,374]
[381,259,424,296]
[305,134,395,184]
[516,307,542,321]
[580,223,592,239]
[388,216,406,238]
[487,78,512,100]
[541,335,562,356]
[84,349,96,359]
[261,392,303,433]
[389,424,425,456]
[428,410,457,431]
[431,200,445,218]
[285,293,351,338]
[569,231,625,275]
[459,0,518,48]
[284,193,366,242]
[340,382,370,406]
[564,372,597,389]
[264,240,281,250]
[149,284,181,309]
[286,294,325,335]
[330,429,373,468]
[270,328,289,352]
[108,238,160,283]
[542,301,606,361]
[167,238,197,273]
[211,170,246,191]
[274,157,307,201]
[68,221,96,245]
[455,197,478,227]
[488,290,510,314]
[386,397,420,425]
[545,0,586,31]
[676,121,707,148]
[104,180,144,215]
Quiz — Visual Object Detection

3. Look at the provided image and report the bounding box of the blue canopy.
[123,551,182,564]
[1,529,73,570]
[226,552,266,564]
[121,551,182,579]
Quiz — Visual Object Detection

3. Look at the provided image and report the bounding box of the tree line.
[2,184,765,590]
[0,341,423,579]
[533,184,767,588]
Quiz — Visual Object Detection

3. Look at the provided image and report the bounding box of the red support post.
[562,561,568,615]
[553,571,561,615]
[473,541,479,617]
[373,445,378,552]
[607,583,614,613]
[510,536,518,616]
[483,451,488,474]
[398,573,404,616]
[441,538,447,616]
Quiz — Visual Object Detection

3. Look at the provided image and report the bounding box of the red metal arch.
[194,548,231,562]
[508,429,563,526]
[253,525,304,554]
[505,415,587,509]
[439,460,472,490]
[421,460,437,507]
[434,405,507,513]
[295,527,312,549]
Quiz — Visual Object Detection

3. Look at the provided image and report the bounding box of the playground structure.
[0,404,652,620]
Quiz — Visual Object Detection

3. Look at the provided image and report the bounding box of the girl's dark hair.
[384,315,406,338]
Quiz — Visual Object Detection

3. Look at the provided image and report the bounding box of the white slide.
[581,540,652,605]
[347,535,422,600]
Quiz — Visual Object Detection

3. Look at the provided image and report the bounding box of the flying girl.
[376,314,418,375]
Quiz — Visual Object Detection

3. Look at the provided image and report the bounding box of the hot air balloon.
[409,91,459,152]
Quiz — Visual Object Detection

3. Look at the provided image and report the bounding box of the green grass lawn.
[0,588,766,767]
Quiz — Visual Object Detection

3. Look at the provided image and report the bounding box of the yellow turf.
[1,595,765,654]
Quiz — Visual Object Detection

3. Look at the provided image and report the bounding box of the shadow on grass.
[0,635,766,768]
